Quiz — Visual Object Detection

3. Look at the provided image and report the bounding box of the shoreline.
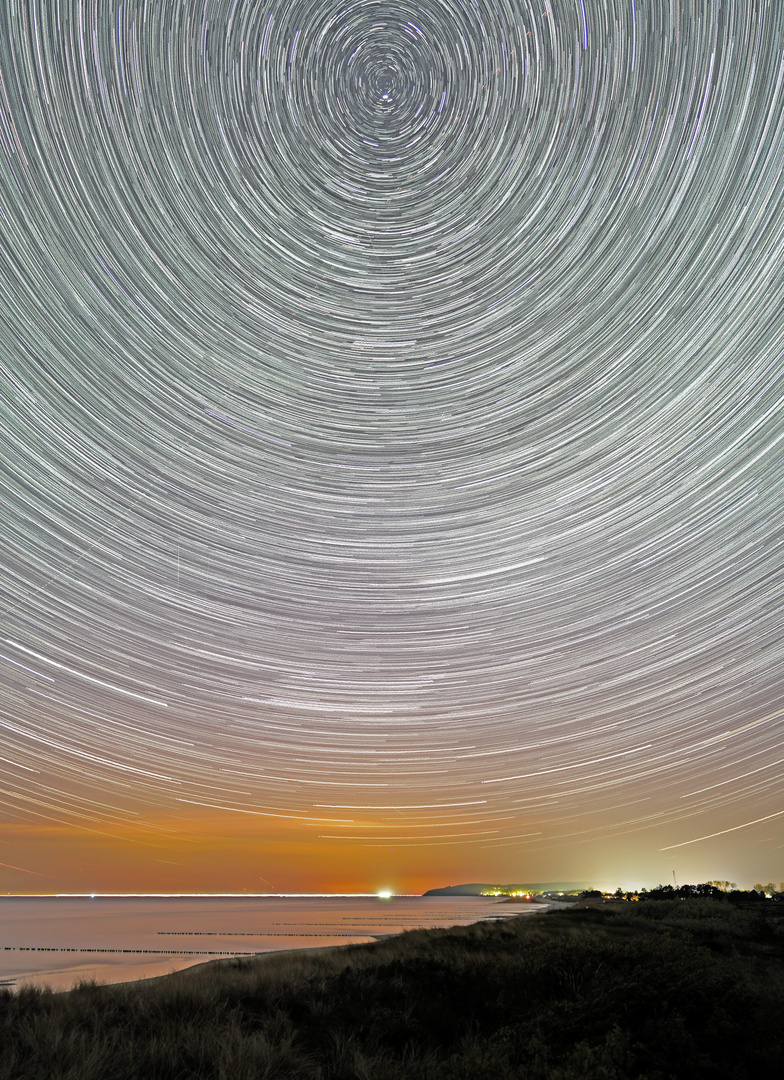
[101,902,567,994]
[114,938,386,992]
[19,937,382,996]
[10,900,566,995]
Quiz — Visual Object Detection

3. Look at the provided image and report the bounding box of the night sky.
[1,0,783,895]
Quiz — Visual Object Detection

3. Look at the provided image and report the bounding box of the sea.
[0,894,548,992]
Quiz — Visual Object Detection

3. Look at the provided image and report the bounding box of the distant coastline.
[423,880,600,896]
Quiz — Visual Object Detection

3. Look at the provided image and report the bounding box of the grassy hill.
[1,898,782,1078]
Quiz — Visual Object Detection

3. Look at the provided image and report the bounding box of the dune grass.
[1,899,782,1078]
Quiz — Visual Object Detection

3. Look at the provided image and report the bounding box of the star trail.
[1,0,783,893]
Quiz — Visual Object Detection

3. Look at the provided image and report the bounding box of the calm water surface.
[0,895,542,991]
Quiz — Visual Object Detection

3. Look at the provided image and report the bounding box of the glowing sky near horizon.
[1,0,783,894]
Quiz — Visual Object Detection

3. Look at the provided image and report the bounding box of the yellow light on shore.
[377,890,393,899]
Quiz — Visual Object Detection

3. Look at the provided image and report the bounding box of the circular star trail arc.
[0,0,783,883]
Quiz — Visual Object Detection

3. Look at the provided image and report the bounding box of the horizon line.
[0,892,426,899]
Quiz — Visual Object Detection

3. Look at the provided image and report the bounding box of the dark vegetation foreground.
[2,898,783,1079]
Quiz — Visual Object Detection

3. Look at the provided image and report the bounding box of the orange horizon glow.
[0,814,774,897]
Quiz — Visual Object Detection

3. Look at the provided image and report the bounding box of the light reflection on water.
[0,894,538,991]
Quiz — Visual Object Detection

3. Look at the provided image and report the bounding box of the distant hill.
[423,882,597,896]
